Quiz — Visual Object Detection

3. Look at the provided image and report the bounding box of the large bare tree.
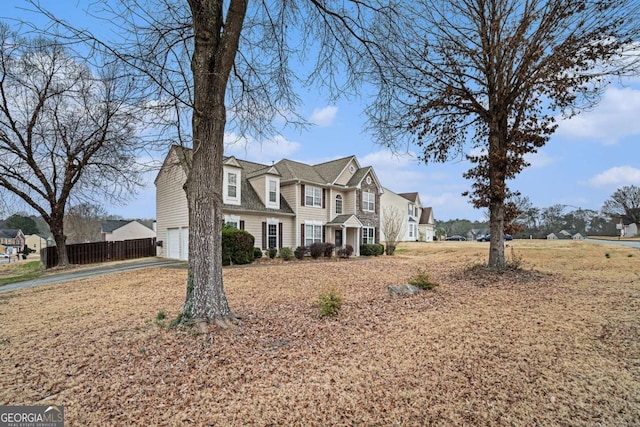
[0,24,144,266]
[367,0,640,269]
[28,0,391,326]
[602,185,640,234]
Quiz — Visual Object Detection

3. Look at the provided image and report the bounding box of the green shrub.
[267,247,277,259]
[253,247,263,259]
[279,247,295,261]
[361,243,384,256]
[605,252,611,259]
[221,224,255,266]
[309,242,325,259]
[408,267,439,290]
[317,288,343,317]
[294,246,307,260]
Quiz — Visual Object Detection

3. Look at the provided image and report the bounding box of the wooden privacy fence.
[41,238,157,269]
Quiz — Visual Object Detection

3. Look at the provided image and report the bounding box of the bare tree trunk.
[49,213,69,267]
[180,0,247,327]
[487,117,507,269]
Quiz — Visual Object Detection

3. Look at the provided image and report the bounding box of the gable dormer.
[334,157,360,186]
[223,157,242,205]
[248,165,281,210]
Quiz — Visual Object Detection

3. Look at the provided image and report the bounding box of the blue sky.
[3,1,640,222]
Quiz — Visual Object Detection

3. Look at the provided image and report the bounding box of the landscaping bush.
[279,247,295,261]
[360,243,384,256]
[267,247,277,259]
[337,244,354,258]
[309,242,325,259]
[317,288,343,317]
[323,242,335,258]
[253,247,263,260]
[408,267,439,290]
[294,246,307,260]
[221,224,255,266]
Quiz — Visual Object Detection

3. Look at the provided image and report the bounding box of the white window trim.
[362,191,375,212]
[266,178,279,209]
[225,215,240,229]
[362,226,375,244]
[305,185,322,208]
[304,220,323,246]
[335,194,343,214]
[267,217,279,249]
[224,169,241,205]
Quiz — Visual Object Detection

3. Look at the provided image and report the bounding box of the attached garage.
[166,227,188,260]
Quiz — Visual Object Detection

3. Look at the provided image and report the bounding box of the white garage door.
[167,227,188,260]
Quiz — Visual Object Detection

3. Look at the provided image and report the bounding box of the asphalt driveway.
[0,257,186,293]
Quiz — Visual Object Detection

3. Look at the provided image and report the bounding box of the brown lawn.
[1,240,639,426]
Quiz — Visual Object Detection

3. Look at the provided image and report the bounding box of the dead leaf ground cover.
[1,240,638,426]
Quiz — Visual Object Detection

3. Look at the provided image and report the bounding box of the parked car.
[477,234,512,242]
[445,235,467,241]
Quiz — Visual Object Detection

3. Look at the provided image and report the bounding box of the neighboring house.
[621,222,638,237]
[547,233,558,240]
[155,146,384,260]
[572,232,584,240]
[380,189,435,242]
[418,207,435,242]
[24,234,51,254]
[558,229,572,239]
[467,228,490,242]
[0,229,26,257]
[101,220,156,242]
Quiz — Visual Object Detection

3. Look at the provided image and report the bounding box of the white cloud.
[524,150,558,168]
[309,106,338,127]
[588,165,640,187]
[556,86,640,145]
[224,133,301,164]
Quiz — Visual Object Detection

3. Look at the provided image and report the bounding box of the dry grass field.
[1,240,639,426]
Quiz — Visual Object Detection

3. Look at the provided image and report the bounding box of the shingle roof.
[347,166,371,187]
[313,156,354,183]
[419,208,434,225]
[399,192,419,203]
[275,159,327,184]
[0,229,21,239]
[101,220,132,233]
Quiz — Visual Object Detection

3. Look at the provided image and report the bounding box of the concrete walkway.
[0,257,186,293]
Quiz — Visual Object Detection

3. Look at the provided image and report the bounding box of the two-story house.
[155,145,384,260]
[380,189,435,242]
[0,229,26,257]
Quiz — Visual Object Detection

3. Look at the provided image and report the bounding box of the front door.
[335,229,343,248]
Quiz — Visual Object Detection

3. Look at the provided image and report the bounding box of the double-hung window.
[362,227,375,244]
[268,180,277,204]
[335,195,343,214]
[227,172,237,198]
[268,223,278,249]
[362,192,375,212]
[305,186,322,207]
[305,222,323,246]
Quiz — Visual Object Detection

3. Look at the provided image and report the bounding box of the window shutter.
[301,224,305,246]
[240,220,245,230]
[278,223,283,249]
[301,185,305,206]
[261,222,267,250]
[322,189,326,208]
[322,227,326,242]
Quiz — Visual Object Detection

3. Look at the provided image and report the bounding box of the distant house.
[24,234,52,254]
[418,207,435,242]
[558,229,572,239]
[467,228,489,241]
[101,220,156,242]
[572,232,584,240]
[546,233,558,240]
[380,189,435,242]
[621,222,638,237]
[0,229,26,256]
